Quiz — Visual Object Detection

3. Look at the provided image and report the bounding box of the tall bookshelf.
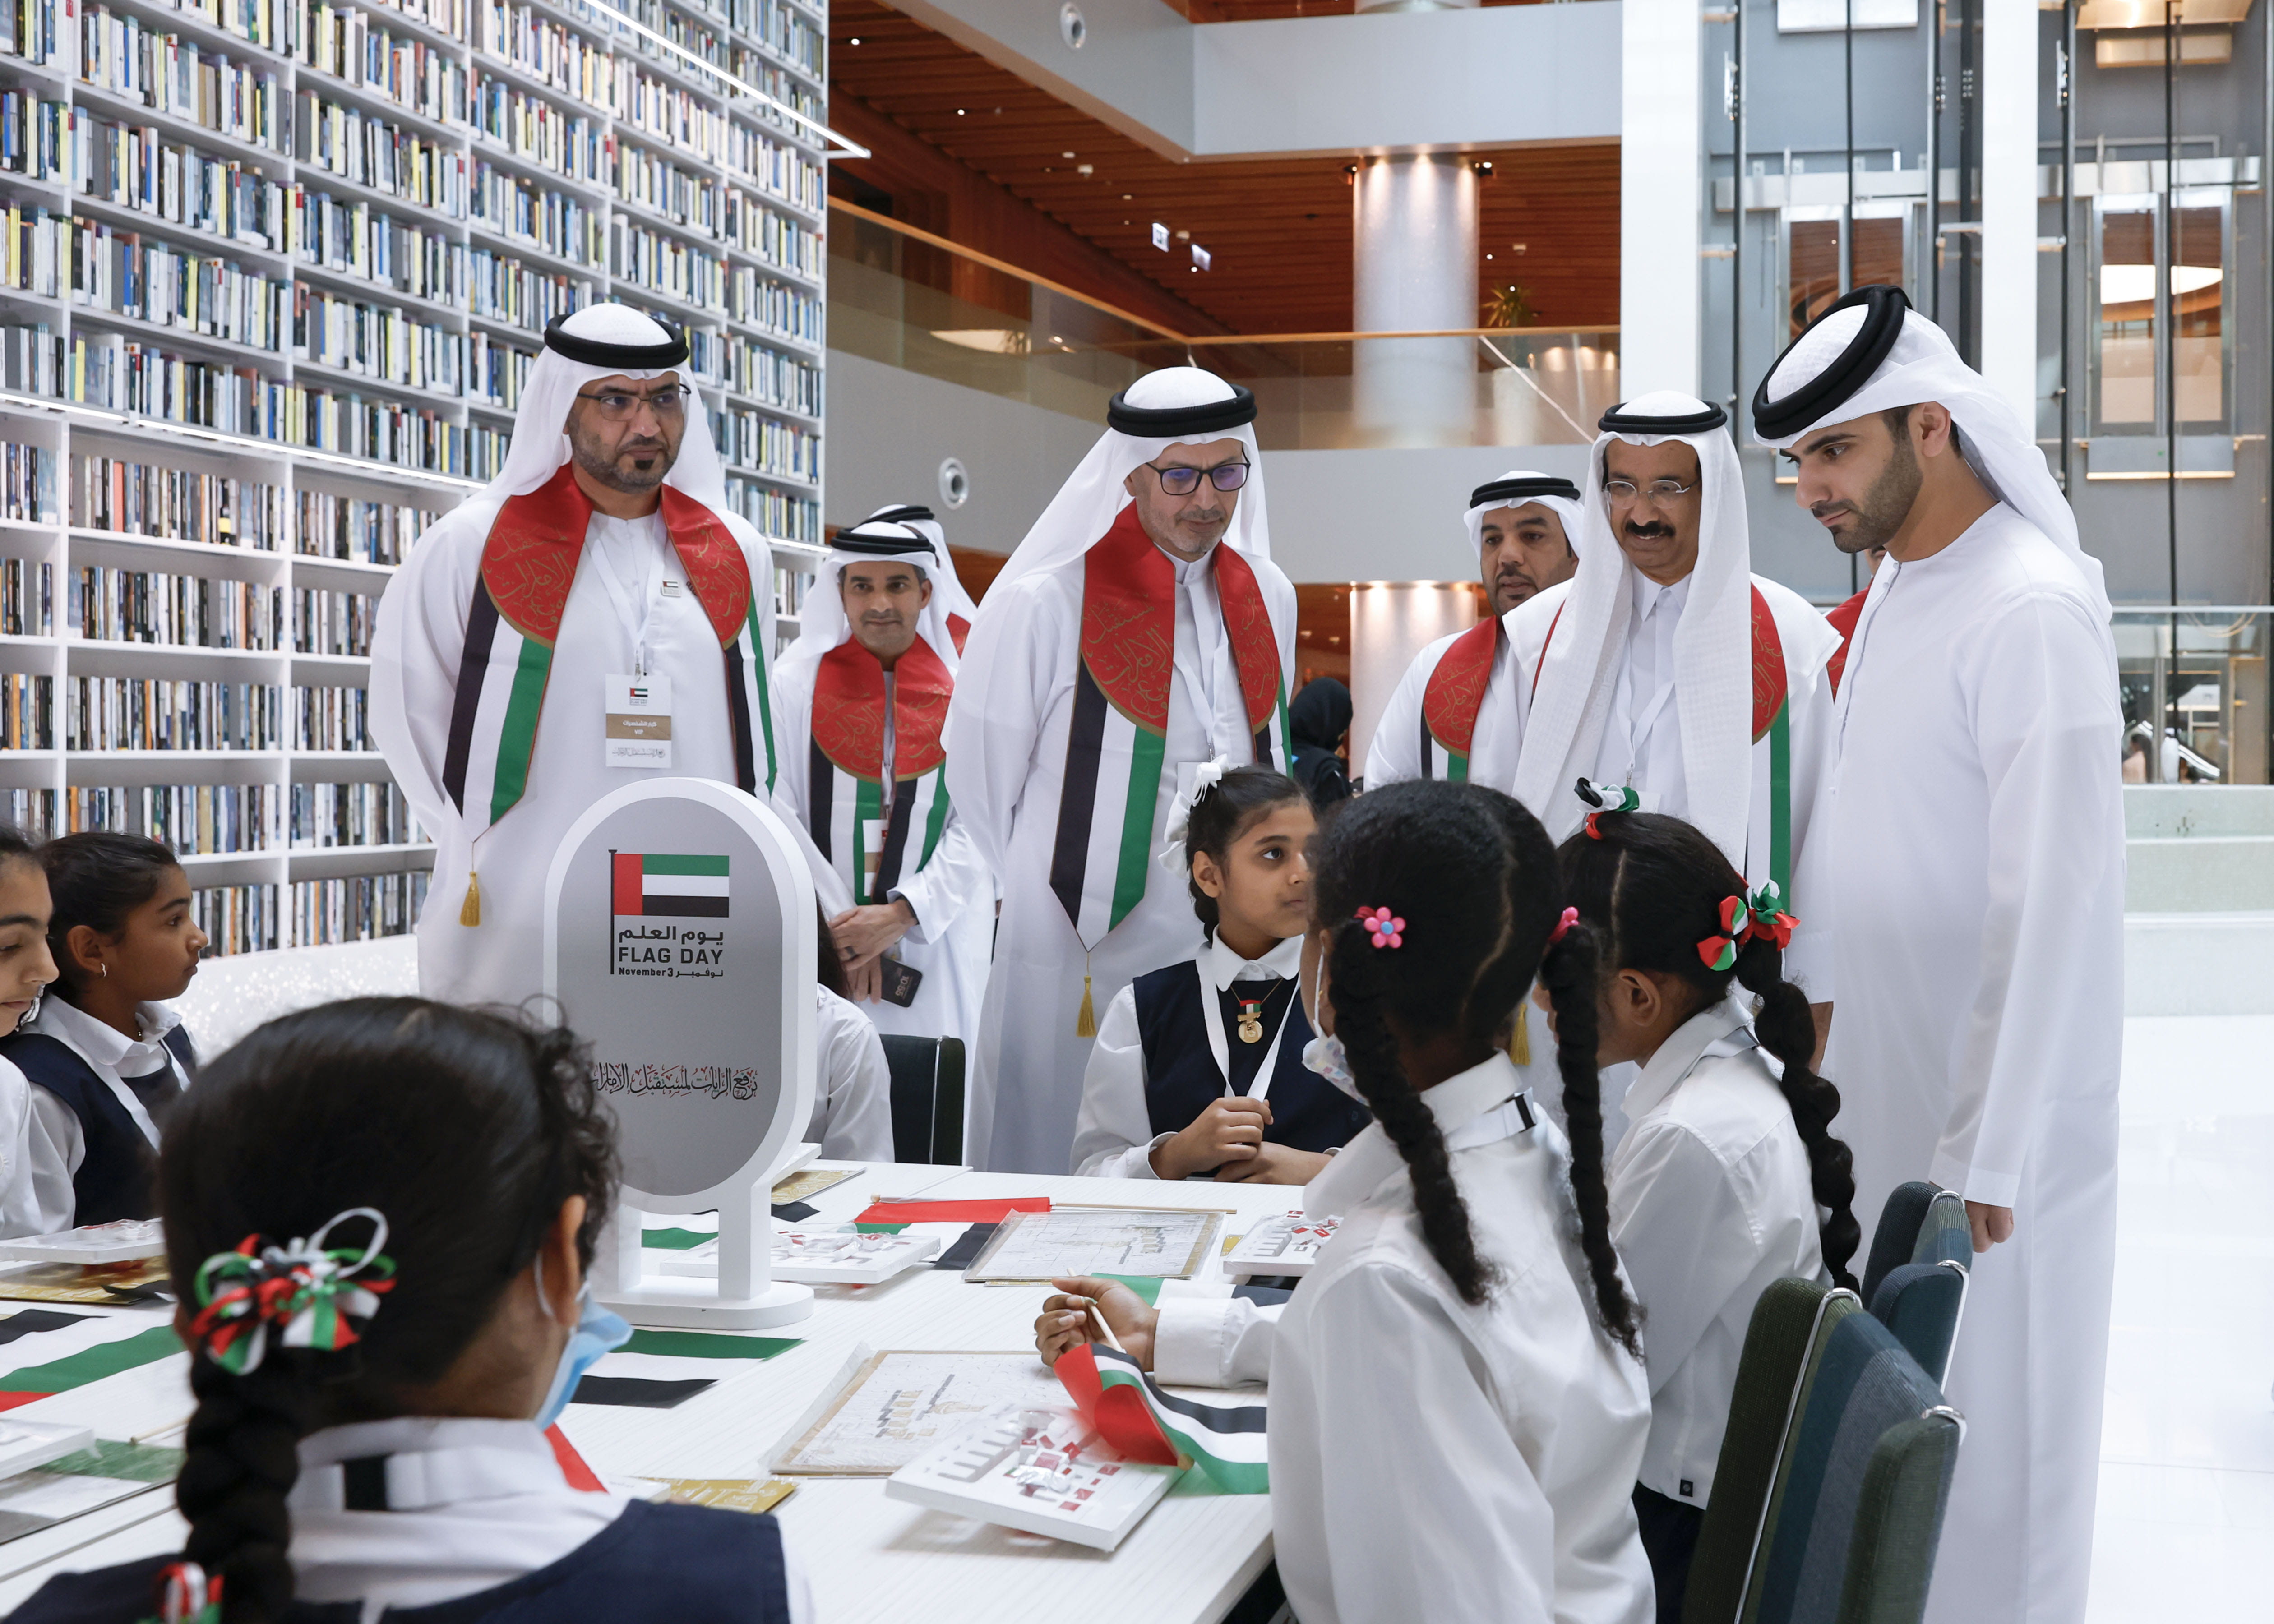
[0,0,828,953]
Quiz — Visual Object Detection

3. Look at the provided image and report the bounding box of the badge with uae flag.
[1054,1342,1269,1494]
[612,852,730,918]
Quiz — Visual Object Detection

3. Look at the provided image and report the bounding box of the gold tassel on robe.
[460,871,482,927]
[1508,1002,1531,1066]
[1076,973,1097,1038]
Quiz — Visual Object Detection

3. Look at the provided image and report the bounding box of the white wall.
[888,0,1622,160]
[1618,0,1701,398]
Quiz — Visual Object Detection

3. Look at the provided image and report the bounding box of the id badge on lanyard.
[605,673,674,768]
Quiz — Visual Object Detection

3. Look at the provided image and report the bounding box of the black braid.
[177,1355,312,1624]
[1305,780,1641,1349]
[1537,918,1645,1356]
[1328,920,1494,1304]
[158,999,623,1623]
[1735,943,1861,1289]
[1558,810,1862,1293]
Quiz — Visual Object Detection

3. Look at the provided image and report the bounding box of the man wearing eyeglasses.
[1507,396,1843,1061]
[372,304,784,1009]
[945,366,1297,1173]
[1365,471,1584,790]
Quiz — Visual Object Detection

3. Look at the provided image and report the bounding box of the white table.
[0,1165,1299,1622]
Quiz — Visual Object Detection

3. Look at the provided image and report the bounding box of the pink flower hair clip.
[1355,906,1406,949]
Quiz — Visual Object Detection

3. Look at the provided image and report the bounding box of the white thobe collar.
[291,1417,568,1513]
[1630,567,1693,626]
[1616,995,1758,1135]
[1203,933,1302,992]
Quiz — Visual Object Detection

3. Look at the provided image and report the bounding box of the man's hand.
[1035,1277,1159,1370]
[829,900,916,971]
[1151,1096,1272,1180]
[1214,1142,1333,1185]
[1965,1200,2014,1253]
[845,953,881,1004]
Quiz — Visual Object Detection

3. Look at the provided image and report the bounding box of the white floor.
[2087,1015,2274,1619]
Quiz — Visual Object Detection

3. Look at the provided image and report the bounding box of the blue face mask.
[533,1278,632,1431]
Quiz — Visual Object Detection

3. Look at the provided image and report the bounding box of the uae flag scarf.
[804,634,955,905]
[1049,505,1290,959]
[1418,614,1501,782]
[442,464,778,849]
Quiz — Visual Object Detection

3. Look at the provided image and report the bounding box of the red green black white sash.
[1048,508,1290,950]
[1419,614,1500,783]
[804,636,954,905]
[441,465,777,839]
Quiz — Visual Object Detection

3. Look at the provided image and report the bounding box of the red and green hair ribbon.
[185,1207,396,1377]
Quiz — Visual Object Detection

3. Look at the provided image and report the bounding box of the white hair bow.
[1156,755,1232,876]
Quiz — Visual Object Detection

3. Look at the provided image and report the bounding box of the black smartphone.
[878,959,924,1007]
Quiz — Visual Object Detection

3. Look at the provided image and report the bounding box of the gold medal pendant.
[1236,998,1266,1044]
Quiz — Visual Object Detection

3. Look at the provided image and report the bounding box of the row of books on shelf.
[2,669,51,747]
[54,778,422,852]
[6,325,818,489]
[1,0,59,65]
[72,565,282,648]
[80,14,288,153]
[194,870,430,952]
[727,478,818,546]
[293,583,376,653]
[2,438,49,523]
[73,454,439,561]
[2,556,50,634]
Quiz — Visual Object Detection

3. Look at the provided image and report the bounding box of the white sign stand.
[544,777,819,1329]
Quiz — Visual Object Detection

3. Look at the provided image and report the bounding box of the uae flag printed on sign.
[612,853,730,918]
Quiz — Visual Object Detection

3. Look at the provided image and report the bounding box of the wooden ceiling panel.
[830,0,1618,334]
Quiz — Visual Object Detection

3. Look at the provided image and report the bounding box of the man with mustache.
[769,517,989,1055]
[1366,471,1583,789]
[1507,395,1843,1043]
[372,305,781,1007]
[1756,287,2122,1624]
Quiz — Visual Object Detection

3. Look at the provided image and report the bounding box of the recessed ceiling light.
[1062,151,1076,159]
[1122,193,1132,200]
[957,108,966,115]
[849,36,860,44]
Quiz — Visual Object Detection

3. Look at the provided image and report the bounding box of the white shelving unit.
[0,0,833,952]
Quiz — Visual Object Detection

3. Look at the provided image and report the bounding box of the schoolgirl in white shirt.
[0,825,61,1239]
[1048,781,1655,1624]
[12,997,813,1624]
[1556,808,1861,1621]
[1069,763,1367,1183]
[0,833,205,1233]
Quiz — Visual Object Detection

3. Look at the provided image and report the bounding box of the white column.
[1349,581,1478,781]
[1619,0,1701,399]
[1352,154,1480,448]
[1979,0,2042,426]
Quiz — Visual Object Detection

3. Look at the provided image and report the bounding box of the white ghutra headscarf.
[1751,285,2111,623]
[1510,394,1758,862]
[1464,469,1585,560]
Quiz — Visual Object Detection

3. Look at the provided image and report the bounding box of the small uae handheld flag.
[1055,1342,1269,1494]
[611,853,730,918]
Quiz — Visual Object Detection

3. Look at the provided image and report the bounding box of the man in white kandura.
[770,517,990,1058]
[1507,396,1840,1028]
[1366,470,1582,790]
[945,367,1297,1174]
[371,306,781,1009]
[1755,285,2124,1624]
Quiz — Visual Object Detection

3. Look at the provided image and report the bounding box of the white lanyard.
[590,522,663,676]
[1198,976,1297,1104]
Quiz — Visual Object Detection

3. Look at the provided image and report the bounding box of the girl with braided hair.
[12,998,812,1624]
[1555,808,1861,1621]
[1278,779,1650,1624]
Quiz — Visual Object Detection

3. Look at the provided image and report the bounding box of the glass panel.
[1788,218,1842,336]
[2113,611,2270,785]
[2097,208,2158,428]
[2172,203,2226,427]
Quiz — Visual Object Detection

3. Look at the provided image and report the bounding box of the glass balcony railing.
[827,200,1619,450]
[2113,608,2272,785]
